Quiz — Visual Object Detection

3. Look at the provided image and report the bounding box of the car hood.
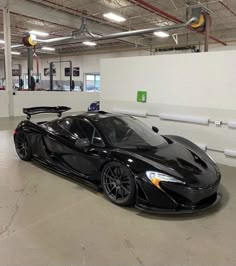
[120,141,220,188]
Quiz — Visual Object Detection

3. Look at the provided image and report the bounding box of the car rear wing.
[23,106,71,120]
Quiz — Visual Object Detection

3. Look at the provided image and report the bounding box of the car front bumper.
[135,175,221,214]
[135,192,222,214]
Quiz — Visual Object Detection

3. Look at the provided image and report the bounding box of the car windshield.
[97,116,168,149]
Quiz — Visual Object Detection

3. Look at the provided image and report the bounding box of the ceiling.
[0,0,236,56]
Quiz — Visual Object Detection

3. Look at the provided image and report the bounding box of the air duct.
[227,121,236,129]
[159,113,209,125]
[224,150,236,158]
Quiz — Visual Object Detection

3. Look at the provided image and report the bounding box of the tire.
[14,131,32,161]
[101,162,136,206]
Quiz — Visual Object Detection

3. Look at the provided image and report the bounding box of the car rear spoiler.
[23,106,71,120]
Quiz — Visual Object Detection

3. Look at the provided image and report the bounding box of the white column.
[3,7,14,117]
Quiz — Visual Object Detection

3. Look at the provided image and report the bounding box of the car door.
[59,118,107,180]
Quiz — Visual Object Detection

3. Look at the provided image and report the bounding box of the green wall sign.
[137,91,147,103]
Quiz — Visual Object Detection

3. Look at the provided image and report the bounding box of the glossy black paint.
[14,111,221,213]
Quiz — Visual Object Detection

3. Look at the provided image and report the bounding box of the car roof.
[66,111,124,122]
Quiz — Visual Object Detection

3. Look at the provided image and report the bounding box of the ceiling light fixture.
[103,12,126,22]
[0,42,23,49]
[41,46,55,51]
[11,51,21,55]
[29,30,49,37]
[11,44,24,48]
[154,31,170,38]
[83,41,96,46]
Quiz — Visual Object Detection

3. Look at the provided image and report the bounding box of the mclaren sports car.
[14,106,222,213]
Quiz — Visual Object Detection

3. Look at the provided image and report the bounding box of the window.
[60,118,104,147]
[98,116,167,149]
[23,73,41,89]
[84,73,100,92]
[59,118,73,131]
[92,129,104,147]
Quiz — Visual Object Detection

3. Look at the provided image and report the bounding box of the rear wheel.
[14,132,32,161]
[102,162,136,206]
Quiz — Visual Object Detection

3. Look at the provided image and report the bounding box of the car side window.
[60,118,73,131]
[92,129,105,147]
[76,119,105,147]
[61,118,104,147]
[75,119,94,140]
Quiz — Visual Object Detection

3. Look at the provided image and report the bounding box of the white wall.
[8,44,236,86]
[0,91,9,117]
[12,50,149,85]
[1,50,148,118]
[0,90,99,117]
[13,91,100,116]
[101,50,236,167]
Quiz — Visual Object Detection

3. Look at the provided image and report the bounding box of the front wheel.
[101,162,136,206]
[14,132,32,161]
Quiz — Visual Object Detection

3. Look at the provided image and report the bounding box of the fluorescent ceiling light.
[37,36,72,43]
[83,41,96,46]
[0,42,23,49]
[154,31,170,38]
[41,46,55,51]
[157,21,175,26]
[103,12,126,22]
[11,51,21,55]
[11,44,24,48]
[29,30,49,37]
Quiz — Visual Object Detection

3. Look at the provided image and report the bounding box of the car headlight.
[146,171,186,188]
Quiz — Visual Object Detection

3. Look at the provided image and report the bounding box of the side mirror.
[152,126,159,134]
[75,138,90,148]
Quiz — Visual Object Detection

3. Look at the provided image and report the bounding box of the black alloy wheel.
[14,132,32,161]
[102,162,136,206]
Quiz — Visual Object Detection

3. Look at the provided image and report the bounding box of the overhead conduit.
[127,0,226,46]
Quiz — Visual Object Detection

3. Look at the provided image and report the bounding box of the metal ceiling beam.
[1,0,86,29]
[0,0,151,48]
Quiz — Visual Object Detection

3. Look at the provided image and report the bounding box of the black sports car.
[14,106,221,214]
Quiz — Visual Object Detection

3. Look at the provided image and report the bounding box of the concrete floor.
[0,117,236,266]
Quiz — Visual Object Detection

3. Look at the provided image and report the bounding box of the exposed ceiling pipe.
[41,16,196,46]
[127,0,226,46]
[9,12,149,49]
[16,2,151,48]
[95,17,196,41]
[219,0,236,17]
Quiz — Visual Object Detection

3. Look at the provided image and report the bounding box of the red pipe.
[128,0,183,23]
[128,0,226,46]
[219,0,236,17]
